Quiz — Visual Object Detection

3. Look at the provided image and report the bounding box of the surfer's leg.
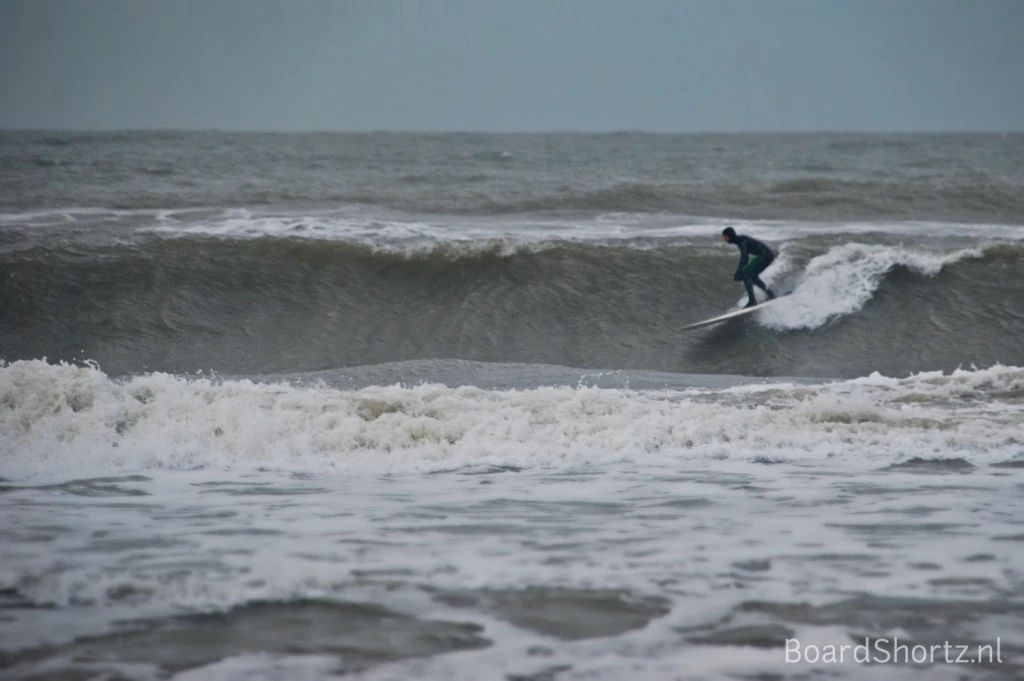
[753,277,776,300]
[741,274,758,307]
[748,256,776,299]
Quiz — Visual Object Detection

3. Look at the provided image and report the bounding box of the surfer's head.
[722,227,737,243]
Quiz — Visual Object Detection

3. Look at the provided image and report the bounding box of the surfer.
[721,227,777,308]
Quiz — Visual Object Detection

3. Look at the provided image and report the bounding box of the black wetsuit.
[731,235,776,306]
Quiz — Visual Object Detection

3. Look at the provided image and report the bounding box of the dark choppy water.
[2,132,1023,680]
[3,131,1023,221]
[2,132,1023,378]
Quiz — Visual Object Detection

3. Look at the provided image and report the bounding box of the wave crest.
[760,244,985,330]
[2,360,1022,480]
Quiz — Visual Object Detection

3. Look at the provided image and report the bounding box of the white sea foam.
[2,357,1021,678]
[170,654,343,681]
[350,640,973,681]
[126,209,1024,252]
[4,456,1018,677]
[2,360,1021,481]
[758,243,985,330]
[3,205,1022,260]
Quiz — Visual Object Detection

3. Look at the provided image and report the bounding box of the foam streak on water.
[1,361,1024,678]
[2,449,1023,679]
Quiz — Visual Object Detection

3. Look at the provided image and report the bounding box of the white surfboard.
[680,296,783,331]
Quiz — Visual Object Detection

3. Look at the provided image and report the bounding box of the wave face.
[3,132,1024,681]
[3,131,1024,222]
[1,131,1023,379]
[2,210,1023,378]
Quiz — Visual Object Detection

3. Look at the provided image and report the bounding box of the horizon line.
[2,127,1022,136]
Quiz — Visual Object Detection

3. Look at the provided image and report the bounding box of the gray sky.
[2,0,1022,131]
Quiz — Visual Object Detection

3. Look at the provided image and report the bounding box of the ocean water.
[1,132,1023,680]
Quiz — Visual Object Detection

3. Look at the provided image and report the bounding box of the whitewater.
[2,131,1023,680]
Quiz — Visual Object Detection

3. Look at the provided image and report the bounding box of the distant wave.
[769,178,839,193]
[3,131,1022,222]
[81,179,1005,218]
